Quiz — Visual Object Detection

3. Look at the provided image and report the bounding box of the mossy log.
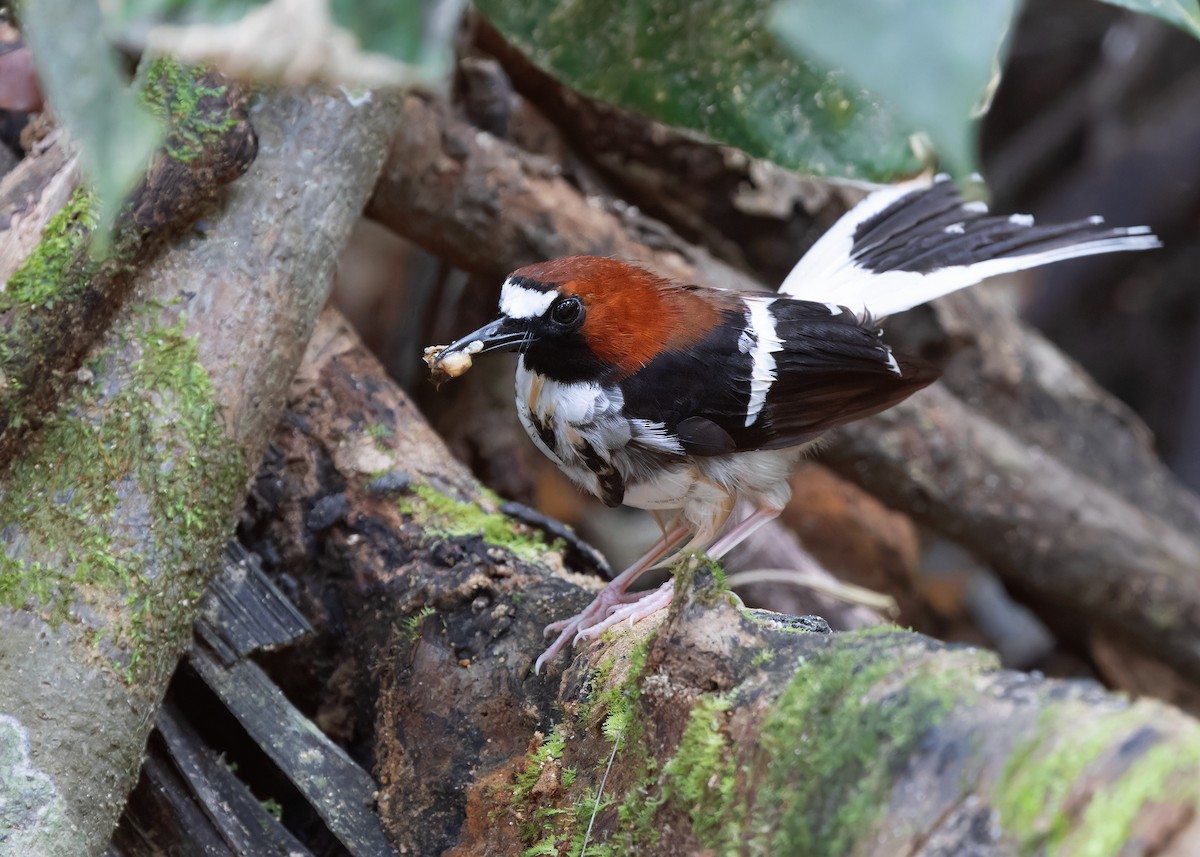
[243,309,1200,856]
[365,91,1200,680]
[0,87,395,855]
[0,60,257,471]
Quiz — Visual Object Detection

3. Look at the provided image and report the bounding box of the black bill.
[436,316,529,362]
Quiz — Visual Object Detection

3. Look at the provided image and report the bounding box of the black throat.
[519,331,613,384]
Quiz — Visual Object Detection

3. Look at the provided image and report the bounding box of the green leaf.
[1096,0,1200,40]
[20,0,164,244]
[475,0,922,181]
[771,0,1018,177]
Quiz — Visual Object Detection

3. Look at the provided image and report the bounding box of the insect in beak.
[436,316,530,362]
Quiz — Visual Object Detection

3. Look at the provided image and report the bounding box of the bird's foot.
[534,582,673,674]
[575,580,674,641]
[535,586,621,674]
[543,591,642,635]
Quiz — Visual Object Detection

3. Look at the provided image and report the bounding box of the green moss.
[404,484,551,562]
[512,639,660,857]
[514,724,570,802]
[587,637,651,743]
[260,797,283,820]
[750,648,775,668]
[672,553,732,608]
[995,705,1132,850]
[2,187,99,314]
[137,57,239,164]
[512,724,574,851]
[1068,735,1200,856]
[0,313,246,683]
[575,628,964,856]
[0,186,100,406]
[365,422,394,452]
[660,693,743,847]
[748,632,968,855]
[574,637,672,855]
[995,704,1200,855]
[401,605,438,641]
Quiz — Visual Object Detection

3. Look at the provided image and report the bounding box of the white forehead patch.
[500,278,557,319]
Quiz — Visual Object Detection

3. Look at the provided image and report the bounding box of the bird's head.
[437,256,719,383]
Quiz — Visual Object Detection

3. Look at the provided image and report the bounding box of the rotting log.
[244,309,1200,856]
[365,90,1200,678]
[0,86,395,855]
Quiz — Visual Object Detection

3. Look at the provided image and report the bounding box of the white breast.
[514,359,625,498]
[514,358,681,503]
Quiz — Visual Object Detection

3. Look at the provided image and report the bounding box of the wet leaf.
[771,0,1019,177]
[476,0,923,180]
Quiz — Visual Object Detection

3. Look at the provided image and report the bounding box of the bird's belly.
[622,465,697,510]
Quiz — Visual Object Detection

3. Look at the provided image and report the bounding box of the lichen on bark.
[0,310,245,683]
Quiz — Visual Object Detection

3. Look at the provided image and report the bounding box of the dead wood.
[820,384,1200,676]
[365,90,1200,679]
[111,539,399,857]
[243,308,1200,856]
[366,93,750,292]
[0,86,394,854]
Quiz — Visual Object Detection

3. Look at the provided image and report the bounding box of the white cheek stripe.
[741,298,782,427]
[500,279,556,319]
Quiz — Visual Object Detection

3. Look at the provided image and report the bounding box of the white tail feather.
[779,177,1160,319]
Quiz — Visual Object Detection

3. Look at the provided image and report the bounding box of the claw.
[575,581,674,642]
[534,581,677,672]
[531,524,690,674]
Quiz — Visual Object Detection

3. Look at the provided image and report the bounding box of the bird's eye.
[550,296,583,327]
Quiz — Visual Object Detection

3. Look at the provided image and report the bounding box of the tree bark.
[820,385,1200,674]
[0,86,394,854]
[246,308,1200,856]
[0,62,258,470]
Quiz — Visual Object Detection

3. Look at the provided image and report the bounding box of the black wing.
[618,298,937,456]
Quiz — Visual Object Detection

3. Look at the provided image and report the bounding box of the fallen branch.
[821,384,1200,675]
[0,61,257,469]
[366,93,751,291]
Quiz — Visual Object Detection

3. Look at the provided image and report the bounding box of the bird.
[432,174,1159,674]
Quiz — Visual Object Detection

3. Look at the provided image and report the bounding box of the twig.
[725,568,899,617]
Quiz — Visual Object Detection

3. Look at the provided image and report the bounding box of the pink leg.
[575,506,781,643]
[534,524,689,674]
[576,580,675,640]
[706,506,782,560]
